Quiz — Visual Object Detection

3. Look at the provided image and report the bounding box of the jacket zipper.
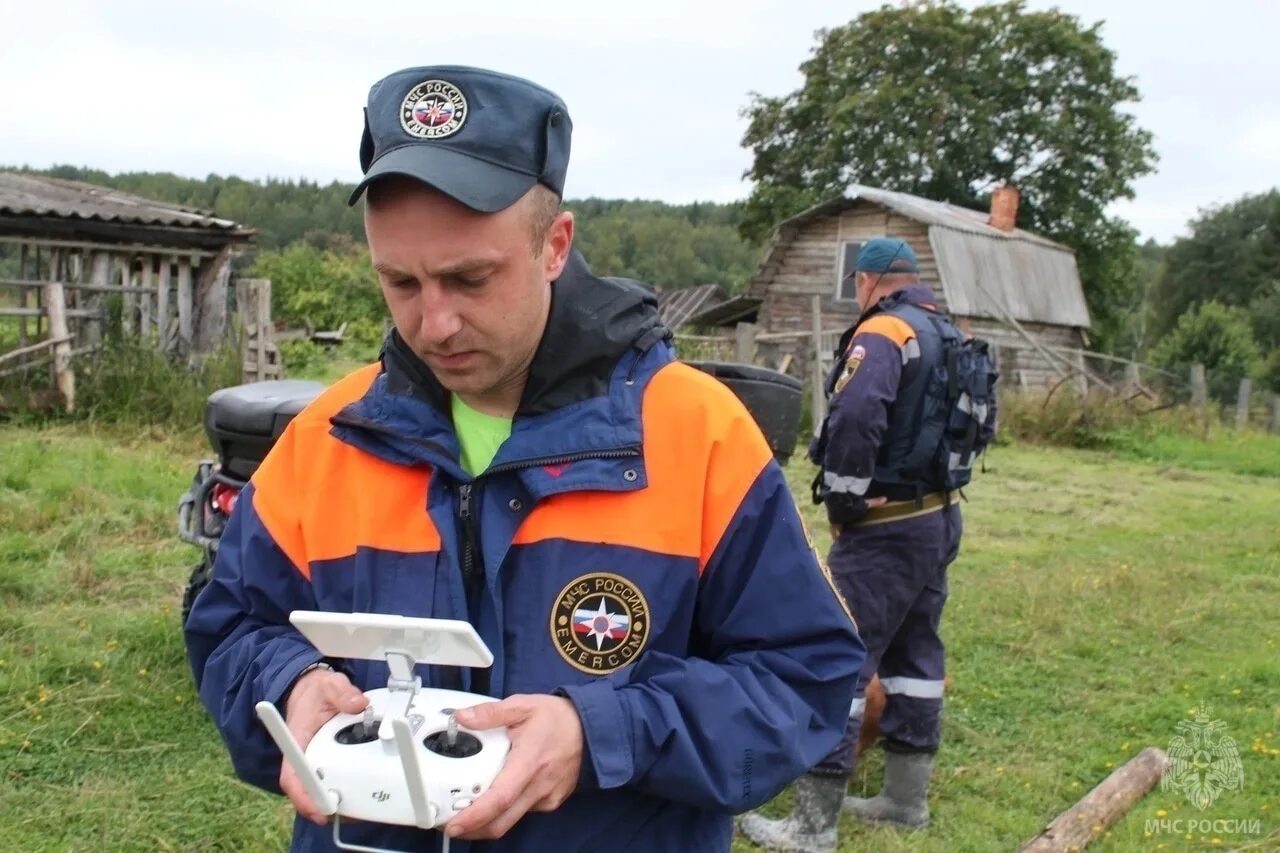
[455,446,641,697]
[455,446,641,593]
[457,482,480,597]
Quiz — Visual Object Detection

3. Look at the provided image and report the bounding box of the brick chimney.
[989,185,1019,232]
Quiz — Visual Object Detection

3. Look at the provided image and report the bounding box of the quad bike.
[176,363,801,624]
[177,380,324,624]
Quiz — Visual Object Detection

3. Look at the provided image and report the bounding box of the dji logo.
[372,791,391,802]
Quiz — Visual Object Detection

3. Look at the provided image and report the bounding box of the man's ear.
[543,211,575,281]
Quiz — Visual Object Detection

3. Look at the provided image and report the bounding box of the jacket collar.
[867,285,938,316]
[332,249,672,476]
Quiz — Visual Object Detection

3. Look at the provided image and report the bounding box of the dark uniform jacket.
[186,250,864,852]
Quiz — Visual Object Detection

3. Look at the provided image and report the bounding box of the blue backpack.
[813,298,999,496]
[879,302,999,492]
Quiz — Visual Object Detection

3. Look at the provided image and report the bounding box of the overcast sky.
[1,0,1276,242]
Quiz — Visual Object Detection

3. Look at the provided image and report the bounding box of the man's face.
[364,180,573,404]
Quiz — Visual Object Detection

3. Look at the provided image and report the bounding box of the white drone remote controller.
[254,611,509,850]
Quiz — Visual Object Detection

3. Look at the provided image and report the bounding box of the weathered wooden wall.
[749,200,1087,383]
[966,317,1087,390]
[0,237,243,409]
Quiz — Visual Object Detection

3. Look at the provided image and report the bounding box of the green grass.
[1101,428,1280,479]
[2,425,1277,851]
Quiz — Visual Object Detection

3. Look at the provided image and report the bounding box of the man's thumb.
[322,676,367,712]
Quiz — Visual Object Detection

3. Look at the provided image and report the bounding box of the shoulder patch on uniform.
[551,573,650,674]
[834,344,866,393]
[855,315,916,347]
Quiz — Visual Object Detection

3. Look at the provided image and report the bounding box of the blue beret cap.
[349,65,572,212]
[852,238,920,274]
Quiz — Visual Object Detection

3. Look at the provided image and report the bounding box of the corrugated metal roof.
[758,184,1090,328]
[657,283,727,329]
[930,228,1090,328]
[0,172,251,233]
[847,185,1069,248]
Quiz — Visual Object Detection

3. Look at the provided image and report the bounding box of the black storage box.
[203,380,326,480]
[685,361,804,462]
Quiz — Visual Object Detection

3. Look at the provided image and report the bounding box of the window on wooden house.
[836,241,863,301]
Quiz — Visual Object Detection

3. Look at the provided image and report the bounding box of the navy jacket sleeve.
[185,482,327,793]
[820,315,916,523]
[559,415,864,813]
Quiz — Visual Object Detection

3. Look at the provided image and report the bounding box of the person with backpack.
[740,237,996,852]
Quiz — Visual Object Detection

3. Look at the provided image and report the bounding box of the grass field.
[1,423,1277,851]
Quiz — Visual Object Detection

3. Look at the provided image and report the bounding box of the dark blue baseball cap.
[348,65,572,212]
[851,237,920,275]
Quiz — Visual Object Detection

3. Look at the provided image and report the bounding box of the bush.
[1149,302,1262,402]
[74,342,242,430]
[252,243,385,335]
[1260,348,1280,394]
[278,339,328,375]
[997,389,1205,450]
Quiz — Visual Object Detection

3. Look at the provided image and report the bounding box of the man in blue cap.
[741,237,993,851]
[186,65,862,853]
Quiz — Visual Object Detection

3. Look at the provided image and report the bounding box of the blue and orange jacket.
[186,251,864,853]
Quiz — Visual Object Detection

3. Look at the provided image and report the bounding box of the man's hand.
[445,694,584,840]
[830,497,888,538]
[280,667,368,825]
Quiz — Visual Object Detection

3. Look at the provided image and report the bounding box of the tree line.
[9,1,1277,397]
[20,165,760,294]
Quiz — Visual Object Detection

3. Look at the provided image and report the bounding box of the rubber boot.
[738,773,846,852]
[842,750,933,828]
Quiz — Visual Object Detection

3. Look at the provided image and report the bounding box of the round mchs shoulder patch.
[551,573,650,675]
[400,79,468,139]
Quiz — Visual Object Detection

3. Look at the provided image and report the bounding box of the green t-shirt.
[451,393,513,476]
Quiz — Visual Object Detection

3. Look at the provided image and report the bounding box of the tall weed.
[79,343,242,429]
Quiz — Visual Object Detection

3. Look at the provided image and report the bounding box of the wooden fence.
[678,296,1280,434]
[0,240,275,410]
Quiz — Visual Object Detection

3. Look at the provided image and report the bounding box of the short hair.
[525,184,561,258]
[860,270,920,289]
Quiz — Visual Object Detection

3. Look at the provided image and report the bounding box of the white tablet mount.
[254,612,510,853]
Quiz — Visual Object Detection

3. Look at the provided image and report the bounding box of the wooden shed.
[0,172,256,408]
[745,184,1093,390]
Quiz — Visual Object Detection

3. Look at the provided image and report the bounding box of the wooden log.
[256,278,271,381]
[193,244,232,353]
[17,242,29,346]
[0,335,72,367]
[1190,364,1207,423]
[140,256,154,339]
[120,255,135,336]
[734,322,757,363]
[43,281,75,413]
[0,307,105,319]
[177,257,193,352]
[1235,378,1252,429]
[1019,747,1169,853]
[156,257,171,350]
[0,278,153,293]
[0,344,100,380]
[87,251,110,346]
